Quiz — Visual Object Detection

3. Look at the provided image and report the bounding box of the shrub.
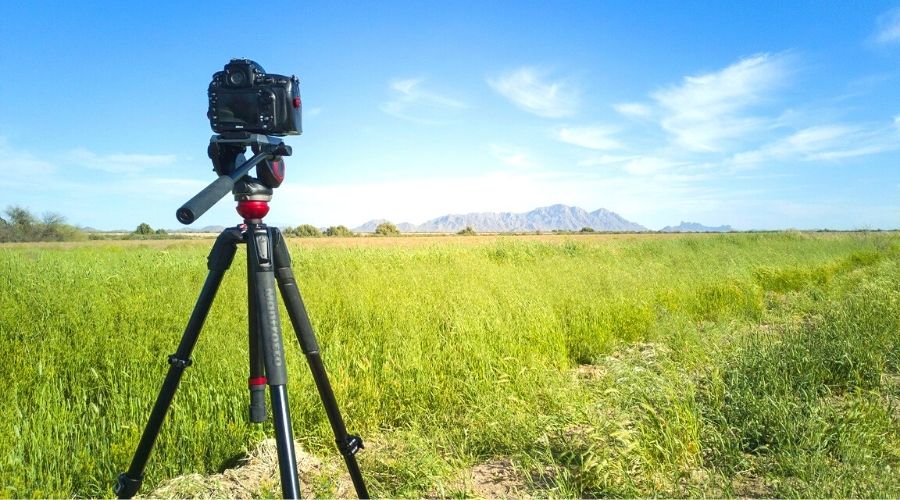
[324,225,354,237]
[295,224,323,237]
[457,226,476,236]
[375,222,400,236]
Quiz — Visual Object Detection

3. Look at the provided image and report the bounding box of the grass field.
[0,232,897,498]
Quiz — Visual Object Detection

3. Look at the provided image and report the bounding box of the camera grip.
[176,176,235,225]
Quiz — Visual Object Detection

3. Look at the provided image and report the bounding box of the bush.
[324,225,354,237]
[294,224,323,237]
[123,223,179,240]
[580,227,595,233]
[284,225,323,237]
[375,222,400,236]
[457,226,476,236]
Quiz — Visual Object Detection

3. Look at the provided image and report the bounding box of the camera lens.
[228,71,246,86]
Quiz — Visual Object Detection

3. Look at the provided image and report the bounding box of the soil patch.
[140,439,351,499]
[469,459,528,498]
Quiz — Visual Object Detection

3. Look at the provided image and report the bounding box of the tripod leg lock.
[167,354,193,369]
[337,435,365,456]
[114,472,143,499]
[249,377,268,423]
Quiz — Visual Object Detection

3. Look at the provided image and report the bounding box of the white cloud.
[733,120,900,164]
[489,144,537,168]
[873,8,900,44]
[622,156,688,176]
[0,137,59,188]
[277,171,567,226]
[67,148,177,174]
[652,53,792,152]
[381,77,466,125]
[488,67,578,118]
[556,126,623,150]
[577,154,639,167]
[603,53,899,168]
[0,137,219,228]
[275,168,726,230]
[575,151,691,176]
[613,102,653,119]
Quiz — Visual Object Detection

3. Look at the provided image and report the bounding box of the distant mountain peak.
[660,221,734,233]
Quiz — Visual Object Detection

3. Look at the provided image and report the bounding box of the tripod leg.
[247,224,302,498]
[272,229,370,499]
[114,228,243,499]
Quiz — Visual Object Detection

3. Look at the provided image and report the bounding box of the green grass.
[0,232,897,497]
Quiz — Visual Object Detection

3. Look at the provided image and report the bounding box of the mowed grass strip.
[0,232,896,497]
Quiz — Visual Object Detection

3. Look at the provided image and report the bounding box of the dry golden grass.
[1,230,883,250]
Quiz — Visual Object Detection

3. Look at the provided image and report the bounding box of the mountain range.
[355,204,647,233]
[660,221,734,233]
[150,205,730,234]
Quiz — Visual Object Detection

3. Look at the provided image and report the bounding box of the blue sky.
[1,0,898,230]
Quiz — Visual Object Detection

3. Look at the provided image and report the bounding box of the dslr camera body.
[208,59,302,136]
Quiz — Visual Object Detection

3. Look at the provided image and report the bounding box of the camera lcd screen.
[214,93,261,128]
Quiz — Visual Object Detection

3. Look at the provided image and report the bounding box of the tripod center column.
[246,223,301,497]
[246,224,287,386]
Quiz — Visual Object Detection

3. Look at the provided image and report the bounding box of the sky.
[0,1,898,231]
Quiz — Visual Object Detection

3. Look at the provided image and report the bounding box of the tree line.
[283,222,406,237]
[0,207,482,243]
[0,206,86,242]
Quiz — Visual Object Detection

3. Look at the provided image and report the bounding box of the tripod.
[115,134,368,499]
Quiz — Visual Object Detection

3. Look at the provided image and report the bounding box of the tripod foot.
[114,472,143,499]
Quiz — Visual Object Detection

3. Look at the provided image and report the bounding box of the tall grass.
[0,232,896,497]
[703,255,899,497]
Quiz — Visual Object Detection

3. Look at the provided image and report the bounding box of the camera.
[208,59,302,136]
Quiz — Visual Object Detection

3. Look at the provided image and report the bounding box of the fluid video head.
[208,58,302,136]
[176,60,300,225]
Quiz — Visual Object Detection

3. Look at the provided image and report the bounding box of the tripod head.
[176,133,292,225]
